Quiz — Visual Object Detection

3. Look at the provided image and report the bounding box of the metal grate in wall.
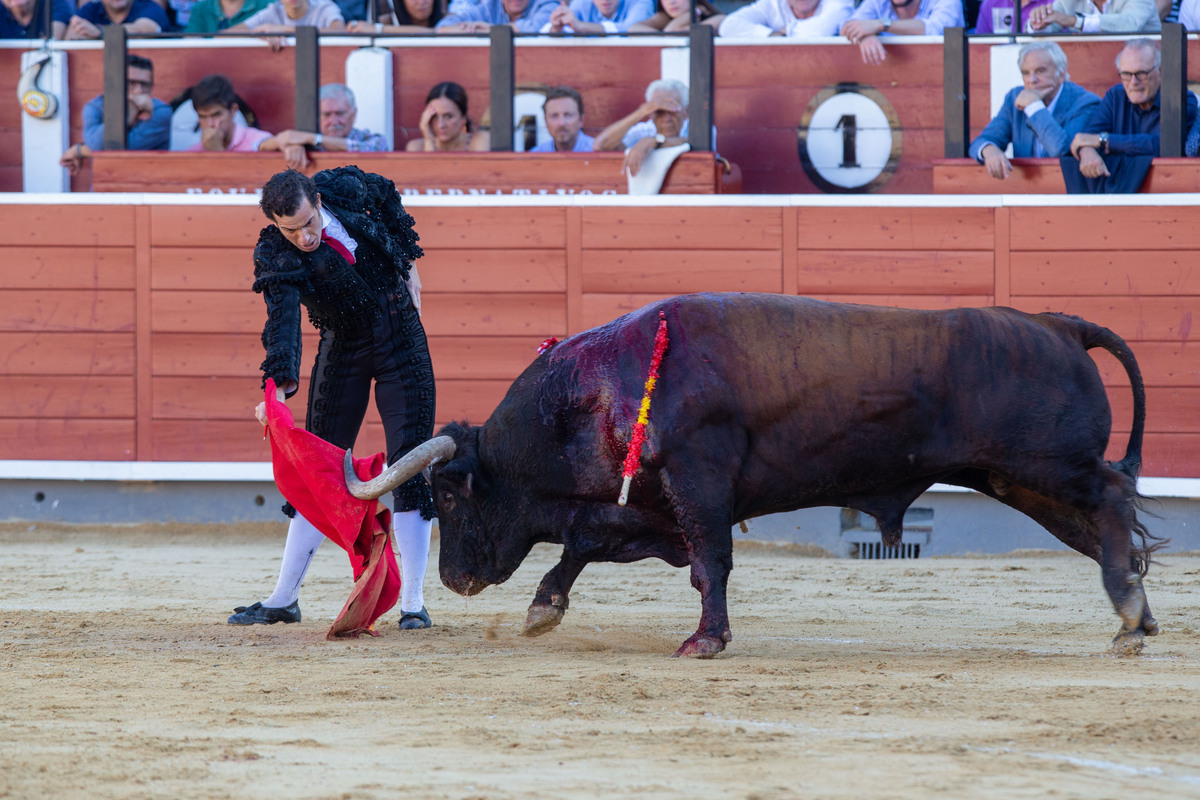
[841,508,932,560]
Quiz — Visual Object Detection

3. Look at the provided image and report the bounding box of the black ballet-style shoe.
[227,601,301,625]
[398,606,432,630]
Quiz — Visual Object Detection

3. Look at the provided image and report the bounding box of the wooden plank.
[0,332,134,376]
[418,249,566,293]
[150,206,267,248]
[994,207,1011,307]
[151,332,319,377]
[580,207,784,250]
[151,290,262,334]
[135,206,153,462]
[3,376,135,418]
[1010,207,1200,251]
[566,206,583,335]
[427,336,541,381]
[1013,297,1199,343]
[437,379,513,423]
[0,419,134,460]
[0,289,134,332]
[420,293,566,337]
[781,208,798,297]
[1108,387,1200,434]
[151,419,275,462]
[1091,342,1200,387]
[413,207,567,249]
[794,250,993,295]
[1123,433,1200,477]
[932,158,1067,194]
[796,208,995,250]
[92,151,720,196]
[0,247,134,290]
[151,248,257,291]
[153,377,268,420]
[0,206,135,246]
[581,250,781,294]
[1010,251,1200,296]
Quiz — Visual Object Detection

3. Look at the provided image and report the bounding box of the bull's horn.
[344,436,457,500]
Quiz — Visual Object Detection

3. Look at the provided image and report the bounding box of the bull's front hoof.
[1110,628,1146,656]
[1142,615,1160,637]
[672,634,727,659]
[522,603,565,637]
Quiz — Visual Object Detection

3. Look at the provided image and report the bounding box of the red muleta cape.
[261,380,401,639]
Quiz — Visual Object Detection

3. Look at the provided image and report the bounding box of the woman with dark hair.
[404,81,491,151]
[346,0,443,31]
[627,0,722,30]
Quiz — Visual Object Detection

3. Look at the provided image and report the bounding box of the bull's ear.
[439,459,475,499]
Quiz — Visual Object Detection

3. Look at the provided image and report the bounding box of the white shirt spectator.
[241,0,343,27]
[719,0,852,37]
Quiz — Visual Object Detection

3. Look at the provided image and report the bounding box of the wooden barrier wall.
[0,199,1197,477]
[5,38,1200,195]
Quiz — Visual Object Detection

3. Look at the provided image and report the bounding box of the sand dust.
[2,521,1199,799]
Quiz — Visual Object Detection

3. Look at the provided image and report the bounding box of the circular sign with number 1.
[797,83,903,194]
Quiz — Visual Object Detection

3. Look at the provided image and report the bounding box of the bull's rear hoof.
[1110,628,1146,656]
[672,635,726,659]
[522,603,565,637]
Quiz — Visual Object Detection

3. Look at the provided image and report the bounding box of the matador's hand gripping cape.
[261,379,401,639]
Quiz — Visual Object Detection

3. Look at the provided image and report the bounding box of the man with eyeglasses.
[1061,38,1197,193]
[59,53,171,177]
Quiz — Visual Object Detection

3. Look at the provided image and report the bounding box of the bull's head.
[343,422,529,598]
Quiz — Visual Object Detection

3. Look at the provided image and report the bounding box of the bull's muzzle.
[344,436,457,500]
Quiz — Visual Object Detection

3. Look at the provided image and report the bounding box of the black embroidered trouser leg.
[305,292,436,519]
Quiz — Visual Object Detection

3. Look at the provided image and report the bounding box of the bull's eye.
[441,491,455,511]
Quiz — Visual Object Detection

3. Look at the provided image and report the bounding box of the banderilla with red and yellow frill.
[618,311,669,506]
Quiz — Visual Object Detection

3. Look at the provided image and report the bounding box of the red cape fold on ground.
[262,379,401,639]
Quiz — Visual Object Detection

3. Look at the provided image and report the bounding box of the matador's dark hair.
[259,169,319,220]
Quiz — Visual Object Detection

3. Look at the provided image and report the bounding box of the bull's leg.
[662,469,734,659]
[522,554,587,638]
[949,469,1158,641]
[1094,470,1147,654]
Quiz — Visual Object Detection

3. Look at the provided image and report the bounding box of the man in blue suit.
[968,41,1099,180]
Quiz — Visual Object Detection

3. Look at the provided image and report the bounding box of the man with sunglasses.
[59,53,171,177]
[1061,39,1197,193]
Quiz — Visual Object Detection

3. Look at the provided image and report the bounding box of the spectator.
[542,0,654,33]
[1028,0,1159,32]
[1178,0,1200,25]
[968,41,1099,179]
[595,78,713,176]
[718,0,852,37]
[228,0,345,31]
[259,83,388,169]
[1,0,72,38]
[436,0,556,32]
[65,0,170,38]
[346,0,442,30]
[185,74,272,152]
[628,0,722,31]
[840,0,964,66]
[404,81,491,151]
[184,0,272,30]
[529,86,593,152]
[972,0,1052,33]
[60,54,172,176]
[1062,39,1197,193]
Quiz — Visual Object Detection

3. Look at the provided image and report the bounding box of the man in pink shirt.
[185,74,272,152]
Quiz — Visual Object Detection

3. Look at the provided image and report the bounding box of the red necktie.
[321,231,355,265]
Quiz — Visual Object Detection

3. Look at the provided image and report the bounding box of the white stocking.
[263,512,325,608]
[393,509,431,612]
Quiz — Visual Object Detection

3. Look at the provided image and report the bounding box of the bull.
[346,293,1161,658]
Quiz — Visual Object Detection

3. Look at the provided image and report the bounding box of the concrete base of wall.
[3,478,1196,557]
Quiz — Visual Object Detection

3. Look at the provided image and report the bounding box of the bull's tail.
[1076,319,1163,575]
[1081,326,1145,479]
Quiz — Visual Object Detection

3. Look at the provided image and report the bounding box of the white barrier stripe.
[6,192,1200,209]
[0,461,1194,497]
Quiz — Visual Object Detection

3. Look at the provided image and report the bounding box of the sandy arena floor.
[1,522,1199,800]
